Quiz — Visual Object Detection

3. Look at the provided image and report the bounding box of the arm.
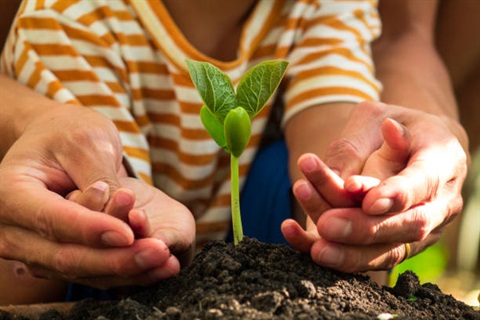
[283,0,470,274]
[373,0,468,152]
[0,2,194,302]
[0,75,185,303]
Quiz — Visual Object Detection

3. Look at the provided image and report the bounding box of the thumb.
[361,118,412,179]
[324,101,387,179]
[343,118,412,197]
[60,132,125,195]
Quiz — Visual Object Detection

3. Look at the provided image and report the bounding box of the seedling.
[186,59,288,245]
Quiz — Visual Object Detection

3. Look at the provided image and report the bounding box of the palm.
[118,177,195,261]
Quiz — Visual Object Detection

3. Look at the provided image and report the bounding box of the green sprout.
[186,59,288,245]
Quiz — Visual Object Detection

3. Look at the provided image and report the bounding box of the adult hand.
[282,101,468,273]
[69,177,196,268]
[0,103,193,289]
[33,177,196,289]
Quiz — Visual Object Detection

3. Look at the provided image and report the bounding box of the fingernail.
[294,181,311,200]
[148,258,179,280]
[135,248,159,269]
[317,245,343,267]
[368,198,393,215]
[324,217,352,240]
[388,118,407,136]
[302,155,317,173]
[91,180,108,192]
[101,231,130,246]
[148,266,176,280]
[115,191,133,206]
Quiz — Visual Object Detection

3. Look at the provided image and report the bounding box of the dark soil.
[2,237,479,319]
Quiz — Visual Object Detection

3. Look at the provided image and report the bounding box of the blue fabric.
[66,283,113,301]
[226,140,293,245]
[66,140,293,301]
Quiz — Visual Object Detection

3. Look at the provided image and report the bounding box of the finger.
[66,190,81,202]
[363,133,465,215]
[104,188,135,222]
[344,175,380,198]
[361,118,412,179]
[129,209,152,238]
[316,201,447,245]
[1,224,171,281]
[309,234,439,273]
[362,161,452,216]
[297,153,356,208]
[378,118,412,164]
[150,219,196,268]
[28,255,180,290]
[324,101,387,178]
[70,181,110,212]
[281,219,319,254]
[1,183,134,247]
[57,115,124,195]
[292,179,331,223]
[342,118,411,199]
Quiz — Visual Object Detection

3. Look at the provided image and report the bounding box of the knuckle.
[106,252,138,277]
[425,175,440,202]
[408,209,431,242]
[367,223,381,244]
[52,248,78,278]
[388,244,405,267]
[66,126,100,150]
[34,203,56,241]
[325,138,362,163]
[382,176,411,211]
[108,258,131,277]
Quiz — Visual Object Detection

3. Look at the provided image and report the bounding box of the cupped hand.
[0,103,157,288]
[0,103,133,246]
[282,101,468,273]
[116,177,196,267]
[63,177,195,288]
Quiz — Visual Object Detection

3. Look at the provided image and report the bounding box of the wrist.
[441,115,471,166]
[0,75,67,155]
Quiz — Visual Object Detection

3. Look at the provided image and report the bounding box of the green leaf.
[236,60,288,118]
[224,107,251,157]
[200,105,227,150]
[186,59,237,122]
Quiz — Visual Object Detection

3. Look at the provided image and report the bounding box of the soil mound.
[3,237,479,319]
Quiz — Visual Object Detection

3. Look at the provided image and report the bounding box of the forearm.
[373,0,469,155]
[0,74,64,158]
[374,37,457,118]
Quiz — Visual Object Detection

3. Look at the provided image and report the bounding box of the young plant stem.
[230,154,244,244]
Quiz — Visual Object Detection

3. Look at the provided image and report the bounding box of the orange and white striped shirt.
[2,0,381,244]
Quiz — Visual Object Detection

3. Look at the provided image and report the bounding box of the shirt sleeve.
[282,0,382,125]
[0,0,153,183]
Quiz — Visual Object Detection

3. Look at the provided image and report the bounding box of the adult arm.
[0,73,194,302]
[283,0,469,273]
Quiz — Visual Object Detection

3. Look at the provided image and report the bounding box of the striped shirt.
[1,0,381,245]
